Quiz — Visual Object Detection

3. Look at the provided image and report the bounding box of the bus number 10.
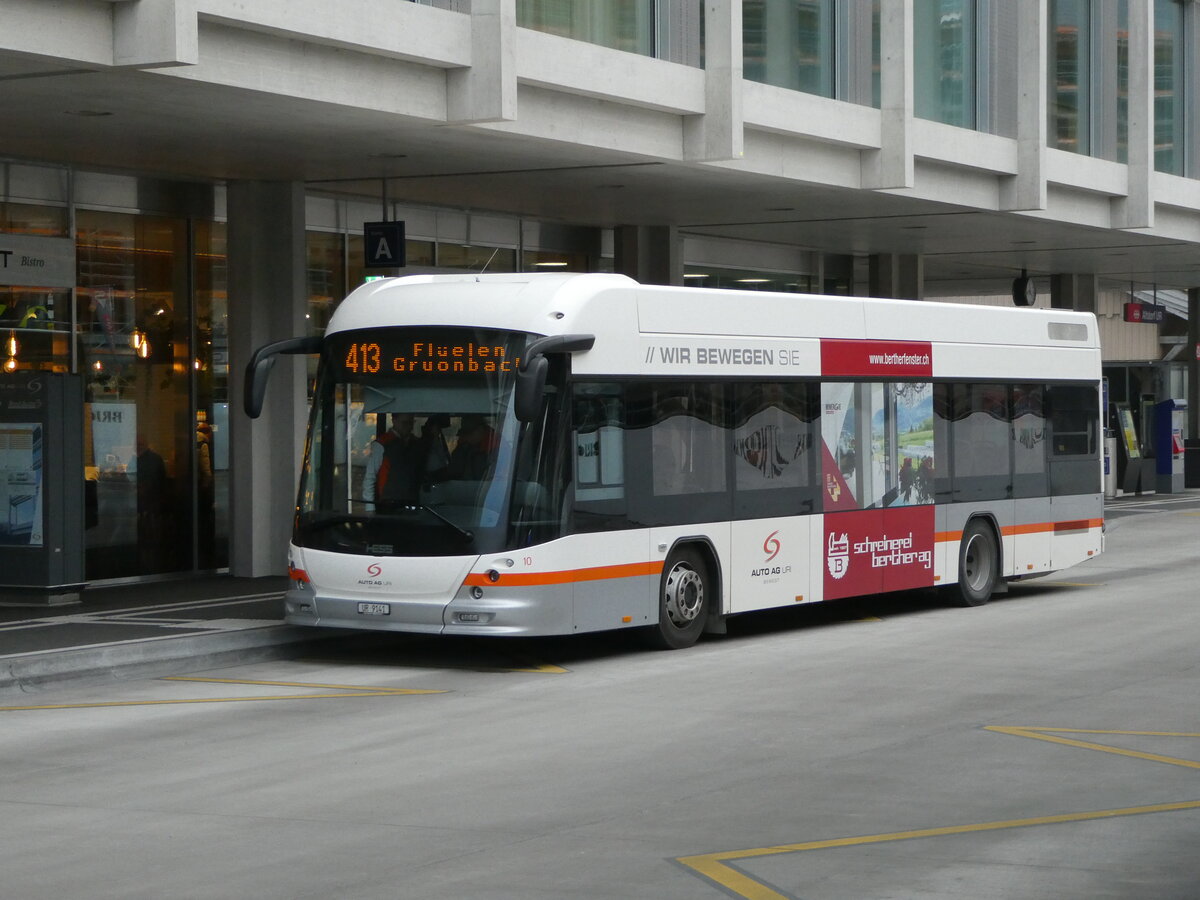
[345,342,382,373]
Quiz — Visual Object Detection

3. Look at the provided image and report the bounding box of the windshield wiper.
[408,504,474,542]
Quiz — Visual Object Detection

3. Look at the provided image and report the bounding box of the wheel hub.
[664,565,703,627]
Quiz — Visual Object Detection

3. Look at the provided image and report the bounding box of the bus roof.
[326,273,1100,381]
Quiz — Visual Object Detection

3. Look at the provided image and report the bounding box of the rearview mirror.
[243,336,324,418]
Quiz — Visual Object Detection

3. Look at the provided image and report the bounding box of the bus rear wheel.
[953,519,999,607]
[646,547,709,650]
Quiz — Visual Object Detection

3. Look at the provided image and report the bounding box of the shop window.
[436,243,517,272]
[77,210,194,579]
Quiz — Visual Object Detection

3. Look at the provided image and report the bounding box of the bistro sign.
[0,234,76,288]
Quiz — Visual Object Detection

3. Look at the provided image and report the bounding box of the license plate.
[357,602,391,616]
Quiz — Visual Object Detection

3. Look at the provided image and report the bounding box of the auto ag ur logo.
[763,530,781,562]
[367,563,382,578]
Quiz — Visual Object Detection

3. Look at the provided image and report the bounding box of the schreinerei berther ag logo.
[827,531,850,580]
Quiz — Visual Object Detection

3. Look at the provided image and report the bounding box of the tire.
[645,547,710,650]
[953,519,999,607]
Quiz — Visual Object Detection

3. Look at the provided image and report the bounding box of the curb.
[0,624,343,697]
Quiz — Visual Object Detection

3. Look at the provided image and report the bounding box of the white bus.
[245,273,1103,649]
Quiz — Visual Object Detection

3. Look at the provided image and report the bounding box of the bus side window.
[1012,384,1048,498]
[572,384,628,532]
[732,381,819,516]
[950,382,1011,503]
[1047,383,1100,495]
[649,385,727,497]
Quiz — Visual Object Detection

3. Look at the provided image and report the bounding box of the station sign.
[1123,301,1167,324]
[0,234,76,288]
[363,221,406,268]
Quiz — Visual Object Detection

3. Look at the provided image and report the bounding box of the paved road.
[2,495,1198,899]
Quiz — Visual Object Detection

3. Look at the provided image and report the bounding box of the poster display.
[0,423,43,547]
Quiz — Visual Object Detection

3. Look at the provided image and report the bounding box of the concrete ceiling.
[2,60,1198,299]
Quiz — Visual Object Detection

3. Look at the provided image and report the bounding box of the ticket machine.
[0,372,85,604]
[1155,398,1187,494]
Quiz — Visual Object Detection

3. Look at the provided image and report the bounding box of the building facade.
[1,0,1198,586]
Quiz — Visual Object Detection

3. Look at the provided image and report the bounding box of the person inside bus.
[362,413,421,510]
[447,415,497,480]
[418,414,452,485]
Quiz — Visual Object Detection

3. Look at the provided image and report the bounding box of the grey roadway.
[1,493,1199,900]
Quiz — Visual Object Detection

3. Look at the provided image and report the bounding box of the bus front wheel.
[646,547,709,650]
[953,519,999,607]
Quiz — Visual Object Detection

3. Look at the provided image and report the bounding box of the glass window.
[1154,0,1186,174]
[820,382,935,510]
[523,249,590,272]
[744,0,835,97]
[1050,0,1091,154]
[307,231,345,338]
[948,382,1010,502]
[1049,384,1098,456]
[647,383,727,497]
[571,382,628,533]
[1116,0,1130,163]
[0,201,68,237]
[682,267,814,292]
[518,0,655,57]
[1011,384,1048,498]
[915,0,976,128]
[194,220,228,570]
[436,243,517,272]
[299,328,528,556]
[77,210,194,578]
[732,381,819,516]
[889,382,936,506]
[1048,383,1100,495]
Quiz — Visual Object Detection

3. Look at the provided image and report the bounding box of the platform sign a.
[364,221,406,268]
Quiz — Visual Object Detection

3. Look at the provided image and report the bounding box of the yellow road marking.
[501,655,570,674]
[986,726,1200,770]
[0,676,446,712]
[678,800,1200,900]
[163,675,445,692]
[678,725,1200,899]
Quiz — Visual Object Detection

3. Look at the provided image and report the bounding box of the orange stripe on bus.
[1053,518,1103,533]
[463,560,664,588]
[937,518,1102,543]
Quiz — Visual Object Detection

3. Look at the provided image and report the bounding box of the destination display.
[328,329,527,381]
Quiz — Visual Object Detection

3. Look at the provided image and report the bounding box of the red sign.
[821,339,933,378]
[1123,302,1167,324]
[824,506,935,601]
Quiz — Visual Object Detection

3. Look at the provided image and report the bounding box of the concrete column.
[446,0,516,124]
[863,0,912,189]
[684,0,742,161]
[226,181,309,577]
[1117,0,1154,229]
[868,253,922,300]
[613,226,682,286]
[820,254,855,295]
[1002,0,1046,210]
[1050,274,1098,312]
[112,0,198,69]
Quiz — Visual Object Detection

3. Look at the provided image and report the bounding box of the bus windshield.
[296,327,532,557]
